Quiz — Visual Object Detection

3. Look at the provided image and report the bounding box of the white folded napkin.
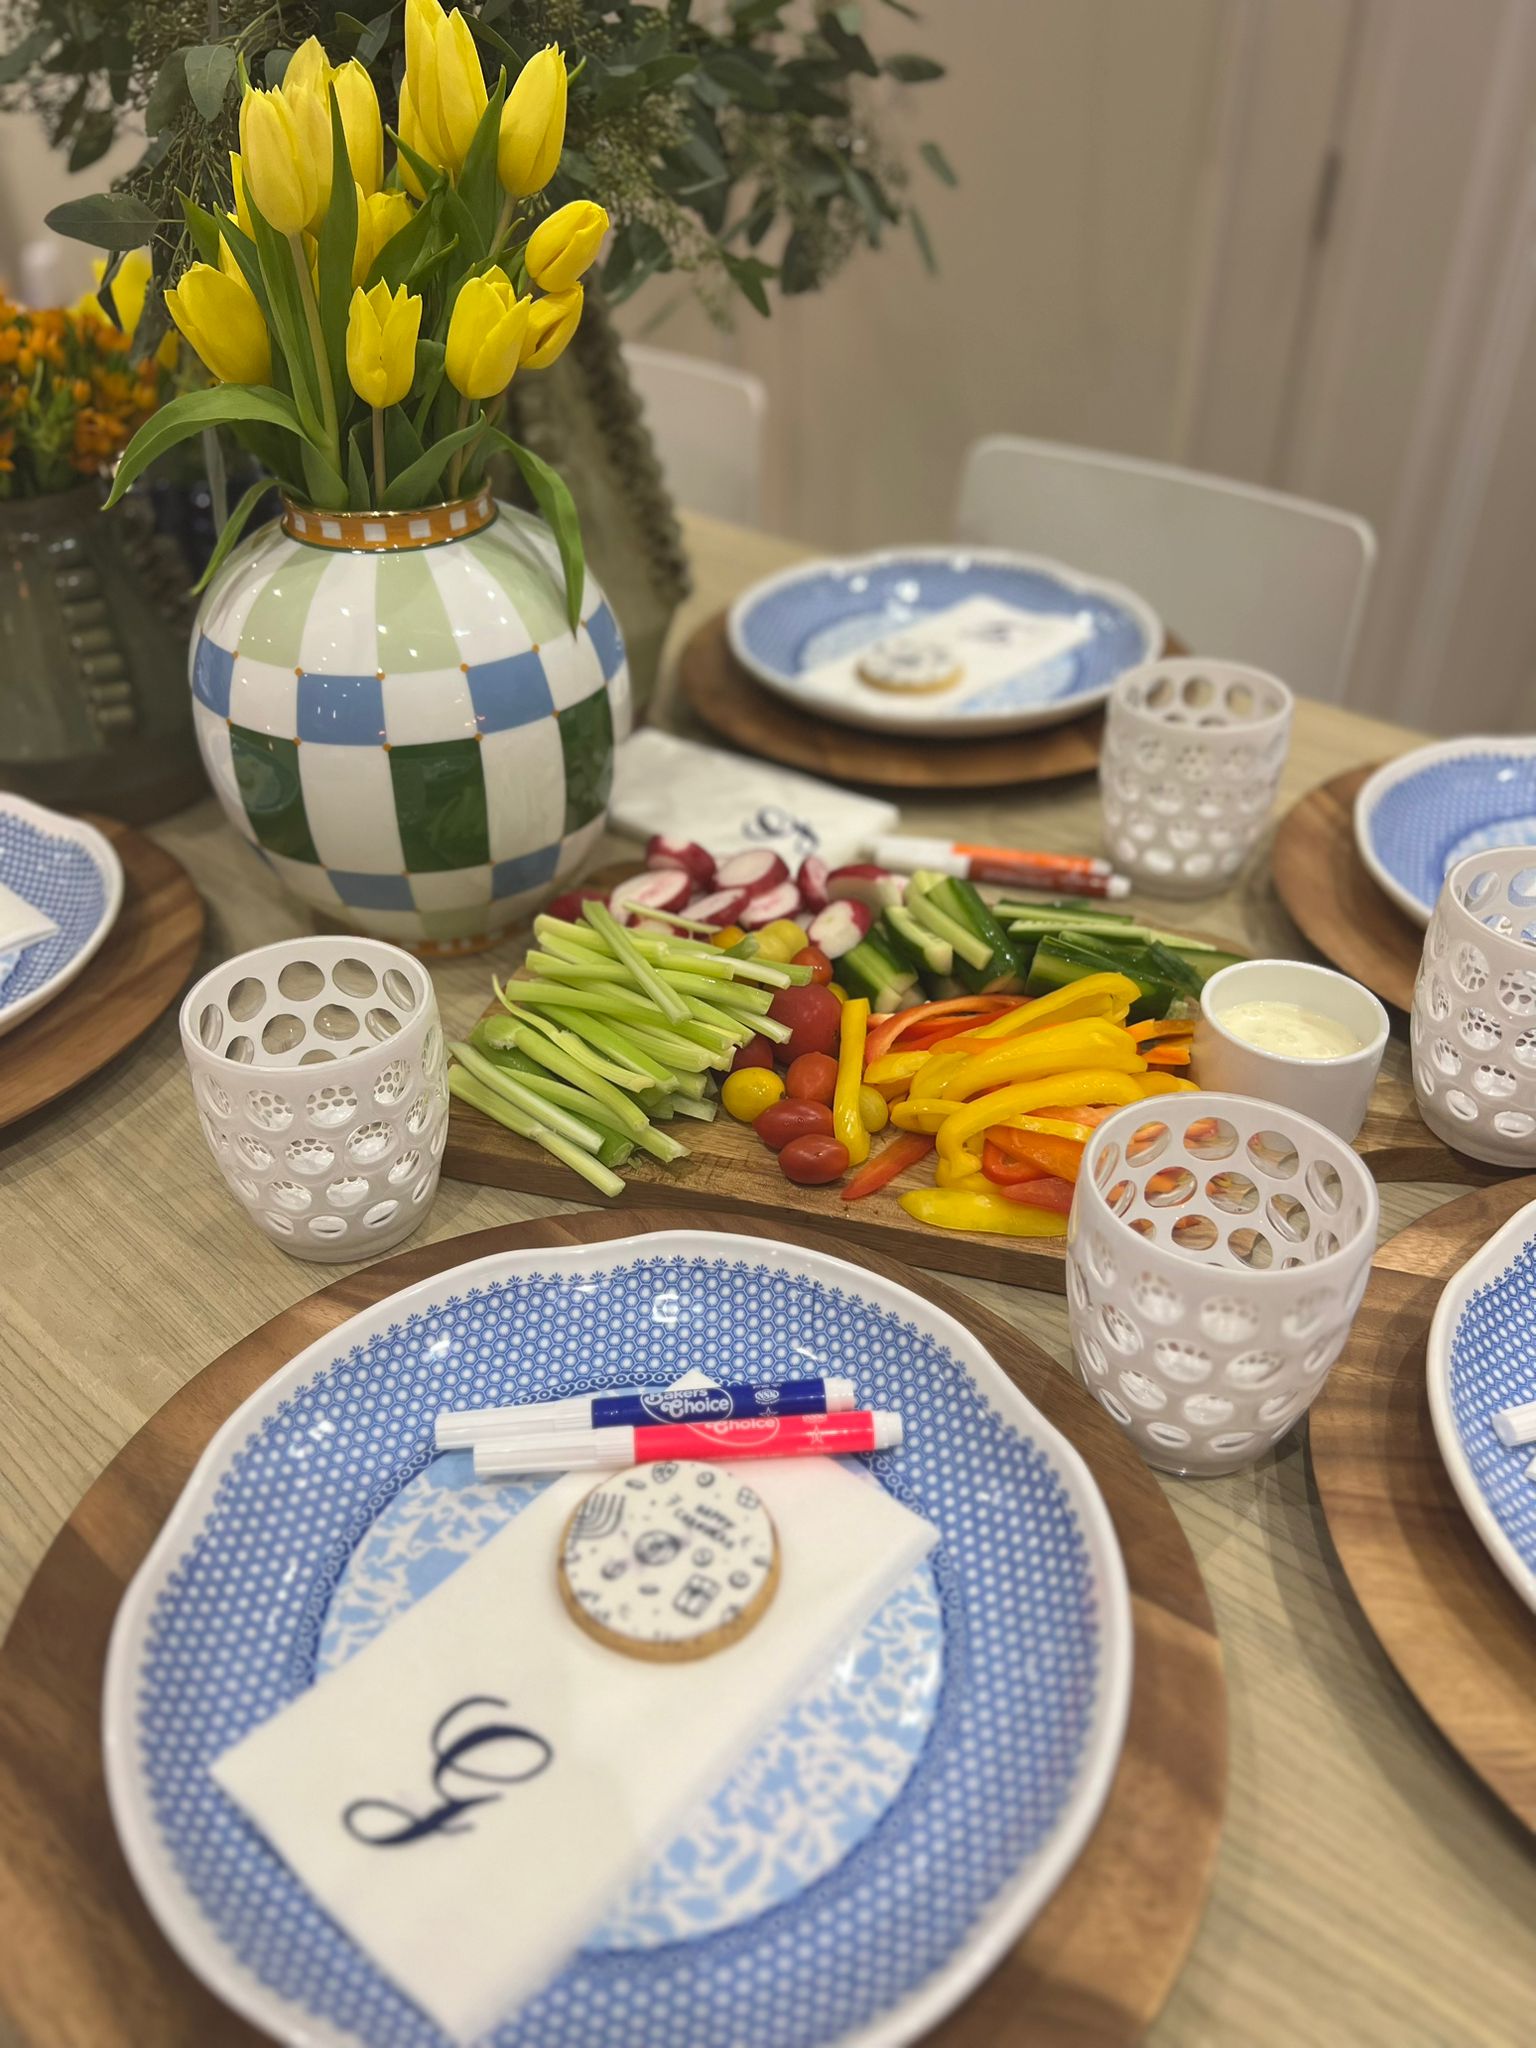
[610,728,898,869]
[802,595,1093,717]
[213,1451,935,2044]
[0,879,57,959]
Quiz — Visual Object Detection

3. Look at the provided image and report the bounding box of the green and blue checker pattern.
[190,508,628,946]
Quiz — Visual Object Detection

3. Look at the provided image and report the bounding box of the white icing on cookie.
[559,1460,779,1660]
[856,632,962,693]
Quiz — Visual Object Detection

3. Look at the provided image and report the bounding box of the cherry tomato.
[730,1033,776,1072]
[767,980,841,1062]
[784,1051,838,1105]
[720,1067,784,1123]
[779,1134,851,1186]
[755,1099,834,1152]
[791,944,833,985]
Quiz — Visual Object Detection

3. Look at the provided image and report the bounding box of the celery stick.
[448,1069,626,1197]
[537,1005,689,1085]
[505,980,684,1025]
[463,1041,665,1146]
[657,1092,718,1121]
[504,1024,654,1131]
[583,900,690,1023]
[677,992,753,1042]
[450,1044,604,1153]
[661,970,772,1014]
[607,898,716,935]
[548,1006,716,1074]
[523,951,635,984]
[484,1003,652,1090]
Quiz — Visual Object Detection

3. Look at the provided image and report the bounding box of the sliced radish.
[546,883,609,922]
[827,863,905,911]
[797,855,830,912]
[645,834,716,888]
[608,869,692,924]
[684,886,751,927]
[808,899,873,959]
[631,918,673,935]
[715,848,790,899]
[739,880,804,929]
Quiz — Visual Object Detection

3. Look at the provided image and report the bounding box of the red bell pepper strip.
[981,1138,1045,1186]
[985,1126,1086,1181]
[840,1130,934,1202]
[863,998,1021,1066]
[992,1173,1075,1214]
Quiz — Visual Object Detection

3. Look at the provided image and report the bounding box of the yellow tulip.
[164,259,271,386]
[76,247,152,337]
[280,40,336,233]
[238,82,322,237]
[352,187,415,288]
[520,285,582,371]
[498,44,566,199]
[396,76,439,200]
[525,200,608,293]
[229,151,254,238]
[346,280,421,407]
[334,58,384,196]
[445,266,532,400]
[404,0,487,176]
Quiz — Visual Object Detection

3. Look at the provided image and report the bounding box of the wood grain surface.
[677,609,1105,789]
[0,814,204,1129]
[0,1209,1225,2048]
[1310,1177,1536,1830]
[1271,766,1423,1014]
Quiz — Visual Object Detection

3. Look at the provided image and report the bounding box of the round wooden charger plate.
[0,1210,1224,2048]
[1271,765,1422,1014]
[0,812,204,1130]
[1310,1177,1536,1829]
[677,610,1108,789]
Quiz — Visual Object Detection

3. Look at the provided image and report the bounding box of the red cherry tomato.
[784,1051,838,1105]
[730,1033,776,1073]
[767,981,841,1062]
[755,1100,834,1152]
[791,944,833,985]
[778,1134,851,1186]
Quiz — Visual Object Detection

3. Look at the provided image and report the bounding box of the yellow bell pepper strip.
[864,1050,931,1089]
[1134,1072,1199,1096]
[833,996,871,1166]
[935,1020,1145,1102]
[890,1099,954,1133]
[900,1186,1070,1238]
[959,974,1139,1041]
[1001,1113,1094,1143]
[937,1070,1151,1165]
[905,1050,971,1099]
[934,1153,988,1189]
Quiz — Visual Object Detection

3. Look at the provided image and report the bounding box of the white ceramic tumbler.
[1067,1092,1378,1477]
[1099,659,1293,896]
[1411,845,1536,1166]
[180,936,449,1261]
[1192,959,1389,1142]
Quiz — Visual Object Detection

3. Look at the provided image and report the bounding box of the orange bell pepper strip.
[958,974,1139,1040]
[991,1172,1076,1214]
[899,1186,1069,1238]
[1144,1044,1192,1067]
[936,1069,1150,1164]
[832,996,871,1166]
[840,1130,933,1202]
[1129,1017,1196,1043]
[985,1128,1085,1182]
[981,1138,1044,1185]
[863,997,1021,1065]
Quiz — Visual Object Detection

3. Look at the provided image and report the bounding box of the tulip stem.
[372,406,387,505]
[448,393,473,497]
[289,232,340,468]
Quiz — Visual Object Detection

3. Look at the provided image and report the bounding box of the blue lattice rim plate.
[1354,739,1536,928]
[1428,1198,1536,1615]
[0,793,123,1039]
[104,1231,1132,2048]
[727,547,1161,738]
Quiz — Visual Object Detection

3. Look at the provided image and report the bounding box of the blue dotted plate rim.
[726,546,1162,739]
[1426,1196,1536,1615]
[1353,738,1536,930]
[103,1230,1134,2048]
[0,793,124,1039]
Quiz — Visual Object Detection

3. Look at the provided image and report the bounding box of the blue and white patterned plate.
[1354,739,1536,928]
[0,794,123,1039]
[104,1232,1132,2048]
[728,547,1161,738]
[1427,1198,1536,1614]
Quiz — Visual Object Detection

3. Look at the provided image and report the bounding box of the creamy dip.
[1215,998,1362,1061]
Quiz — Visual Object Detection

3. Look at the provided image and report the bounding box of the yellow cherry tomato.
[711,924,747,949]
[753,919,810,962]
[828,982,848,1005]
[721,1066,785,1123]
[858,1084,889,1133]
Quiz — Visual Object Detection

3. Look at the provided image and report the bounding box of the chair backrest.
[623,343,768,528]
[954,435,1377,703]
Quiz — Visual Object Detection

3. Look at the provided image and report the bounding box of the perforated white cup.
[179,937,448,1261]
[1066,1092,1377,1477]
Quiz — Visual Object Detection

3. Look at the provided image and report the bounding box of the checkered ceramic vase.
[189,490,630,953]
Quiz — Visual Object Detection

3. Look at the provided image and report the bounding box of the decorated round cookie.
[856,634,963,695]
[558,1460,780,1662]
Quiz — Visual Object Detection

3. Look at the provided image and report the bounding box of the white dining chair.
[954,436,1377,704]
[623,343,768,528]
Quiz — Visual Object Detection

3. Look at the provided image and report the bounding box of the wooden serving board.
[1271,765,1422,1014]
[0,1211,1225,2048]
[1309,1177,1536,1829]
[0,814,205,1132]
[677,610,1105,790]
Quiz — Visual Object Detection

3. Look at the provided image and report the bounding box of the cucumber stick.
[882,904,953,977]
[915,873,1025,995]
[839,930,921,1011]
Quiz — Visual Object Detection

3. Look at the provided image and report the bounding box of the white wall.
[0,111,143,304]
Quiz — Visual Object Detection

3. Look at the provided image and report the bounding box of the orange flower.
[0,428,14,475]
[0,328,21,365]
[15,346,33,376]
[71,376,92,404]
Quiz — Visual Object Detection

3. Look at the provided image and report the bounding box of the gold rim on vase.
[279,487,497,552]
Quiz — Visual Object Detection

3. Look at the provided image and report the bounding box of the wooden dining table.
[2,510,1532,2048]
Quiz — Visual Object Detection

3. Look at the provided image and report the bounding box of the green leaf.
[779,228,819,295]
[384,402,425,476]
[366,195,445,292]
[185,43,237,121]
[457,71,507,241]
[908,201,936,273]
[103,386,308,507]
[144,50,187,135]
[700,51,777,108]
[242,185,326,443]
[876,0,921,14]
[489,432,585,630]
[44,192,159,250]
[731,0,787,26]
[722,251,776,316]
[316,90,360,424]
[347,423,371,507]
[818,11,880,76]
[301,439,350,511]
[0,26,53,87]
[380,418,485,510]
[357,9,397,67]
[179,192,224,268]
[264,47,292,89]
[920,139,956,186]
[191,477,274,595]
[410,339,447,437]
[391,128,447,201]
[68,109,116,173]
[886,52,944,81]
